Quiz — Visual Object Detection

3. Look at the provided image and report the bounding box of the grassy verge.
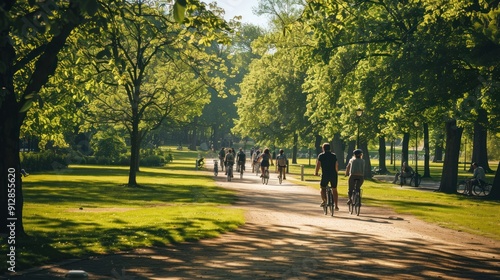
[288,159,500,241]
[1,147,244,273]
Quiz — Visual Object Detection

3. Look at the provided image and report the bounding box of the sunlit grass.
[1,149,244,273]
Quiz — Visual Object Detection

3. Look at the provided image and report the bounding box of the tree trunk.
[360,141,372,179]
[423,123,431,178]
[489,162,500,200]
[128,117,140,186]
[378,136,388,173]
[314,134,322,156]
[471,108,491,172]
[438,119,463,193]
[332,133,345,169]
[292,133,298,164]
[0,103,25,235]
[433,132,444,162]
[345,141,355,166]
[402,132,410,166]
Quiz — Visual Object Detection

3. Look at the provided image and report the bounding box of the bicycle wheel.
[240,165,243,179]
[227,166,232,182]
[348,193,354,215]
[279,169,283,184]
[456,180,467,194]
[328,189,334,216]
[214,166,218,176]
[473,184,492,196]
[264,170,269,185]
[411,174,421,187]
[354,192,361,216]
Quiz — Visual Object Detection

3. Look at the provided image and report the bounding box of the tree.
[0,0,220,234]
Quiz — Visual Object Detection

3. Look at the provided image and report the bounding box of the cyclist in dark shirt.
[314,143,339,210]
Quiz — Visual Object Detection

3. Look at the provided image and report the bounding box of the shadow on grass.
[2,215,242,273]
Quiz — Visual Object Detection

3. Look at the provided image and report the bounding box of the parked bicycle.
[348,179,362,216]
[213,159,218,176]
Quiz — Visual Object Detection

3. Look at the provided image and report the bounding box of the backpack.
[226,153,234,164]
[277,155,287,167]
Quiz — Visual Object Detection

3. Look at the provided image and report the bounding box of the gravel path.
[6,164,500,280]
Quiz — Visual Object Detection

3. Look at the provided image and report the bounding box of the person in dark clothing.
[314,143,339,210]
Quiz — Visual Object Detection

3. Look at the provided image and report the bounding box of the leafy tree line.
[231,0,499,198]
[0,0,232,235]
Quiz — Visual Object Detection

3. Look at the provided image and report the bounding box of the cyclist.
[258,148,273,177]
[314,143,339,210]
[346,149,365,205]
[466,162,486,195]
[236,148,246,173]
[224,148,235,177]
[276,149,287,180]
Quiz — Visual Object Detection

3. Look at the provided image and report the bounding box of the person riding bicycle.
[466,162,486,195]
[224,148,235,176]
[258,148,273,177]
[346,149,365,205]
[314,143,339,210]
[392,161,414,184]
[276,149,287,180]
[236,148,246,172]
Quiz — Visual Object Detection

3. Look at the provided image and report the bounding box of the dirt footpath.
[6,165,500,280]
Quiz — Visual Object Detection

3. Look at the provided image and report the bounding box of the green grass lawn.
[288,159,500,241]
[2,148,499,273]
[1,148,244,272]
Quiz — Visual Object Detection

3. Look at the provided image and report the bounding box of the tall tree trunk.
[423,123,431,177]
[292,133,298,164]
[378,136,388,173]
[332,133,345,169]
[345,141,355,166]
[360,141,372,179]
[0,101,25,235]
[402,132,410,165]
[128,117,140,186]
[438,119,463,193]
[314,134,322,156]
[489,162,500,200]
[433,131,444,162]
[471,108,491,172]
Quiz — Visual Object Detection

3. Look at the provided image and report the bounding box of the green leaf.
[19,100,34,113]
[173,1,187,23]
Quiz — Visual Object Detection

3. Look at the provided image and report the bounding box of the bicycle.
[472,181,492,196]
[238,161,244,179]
[226,164,234,182]
[213,160,218,176]
[456,180,468,195]
[261,166,269,185]
[348,179,362,216]
[278,166,285,184]
[322,184,335,216]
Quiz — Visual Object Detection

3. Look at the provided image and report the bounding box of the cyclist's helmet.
[353,149,363,155]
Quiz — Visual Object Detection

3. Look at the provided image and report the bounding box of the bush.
[20,151,68,172]
[140,155,163,167]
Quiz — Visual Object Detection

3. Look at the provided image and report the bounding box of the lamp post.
[356,107,364,148]
[414,121,419,175]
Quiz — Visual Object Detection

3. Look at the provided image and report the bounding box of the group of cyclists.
[217,147,288,179]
